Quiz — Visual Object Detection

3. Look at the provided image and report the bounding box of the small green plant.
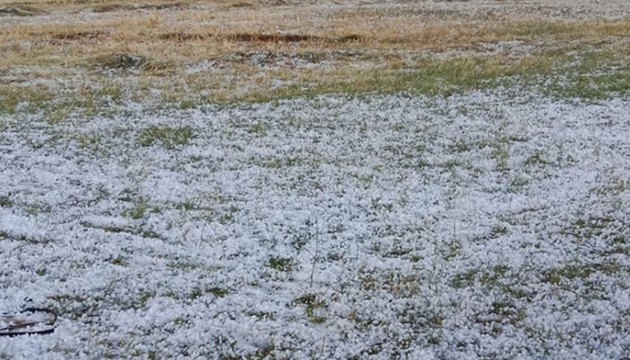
[544,262,620,285]
[293,293,327,323]
[248,123,268,137]
[129,197,150,220]
[247,311,274,320]
[24,202,52,216]
[266,256,295,272]
[525,151,551,166]
[207,287,228,297]
[36,266,47,276]
[490,225,508,237]
[188,287,204,300]
[108,254,128,266]
[138,126,194,149]
[0,195,12,207]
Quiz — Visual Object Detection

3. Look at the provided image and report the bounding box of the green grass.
[266,256,295,272]
[293,293,328,323]
[127,197,150,220]
[1,47,628,117]
[240,49,629,103]
[138,126,194,148]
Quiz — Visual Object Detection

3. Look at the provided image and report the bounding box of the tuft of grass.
[0,85,55,115]
[107,254,128,266]
[360,269,422,298]
[93,53,172,74]
[525,151,551,166]
[453,265,510,289]
[293,293,327,324]
[207,287,228,297]
[544,262,621,285]
[266,256,295,272]
[128,197,150,220]
[138,126,194,149]
[0,195,12,208]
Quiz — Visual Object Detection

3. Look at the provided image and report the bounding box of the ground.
[0,0,629,359]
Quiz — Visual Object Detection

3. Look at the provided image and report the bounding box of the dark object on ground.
[0,308,57,336]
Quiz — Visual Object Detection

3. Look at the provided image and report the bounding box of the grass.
[1,1,629,115]
[266,256,295,272]
[138,126,194,148]
[2,47,627,116]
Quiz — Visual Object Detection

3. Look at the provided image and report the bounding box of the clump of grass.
[95,53,147,70]
[93,53,171,73]
[138,126,193,149]
[524,151,551,166]
[292,293,327,324]
[0,85,55,115]
[453,265,510,289]
[0,195,12,208]
[359,269,422,298]
[544,262,620,285]
[128,197,150,220]
[107,254,128,266]
[207,287,228,297]
[266,256,295,272]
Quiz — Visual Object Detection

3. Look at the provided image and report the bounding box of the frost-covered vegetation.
[1,92,629,358]
[1,0,630,358]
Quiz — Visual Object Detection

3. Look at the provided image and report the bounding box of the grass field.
[1,0,630,358]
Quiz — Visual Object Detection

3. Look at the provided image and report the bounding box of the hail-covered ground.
[1,91,629,359]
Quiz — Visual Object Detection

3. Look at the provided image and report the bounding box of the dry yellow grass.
[1,0,629,113]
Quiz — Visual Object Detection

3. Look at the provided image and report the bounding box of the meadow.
[1,0,629,358]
